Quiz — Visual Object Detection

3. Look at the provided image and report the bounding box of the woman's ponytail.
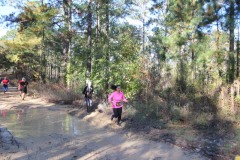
[111,84,117,90]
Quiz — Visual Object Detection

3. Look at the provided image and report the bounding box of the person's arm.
[122,93,128,103]
[18,82,20,90]
[82,86,87,94]
[26,82,29,93]
[108,93,114,105]
[91,87,94,94]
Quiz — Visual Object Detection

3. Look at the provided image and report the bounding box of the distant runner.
[82,80,94,109]
[18,77,29,100]
[108,84,128,125]
[1,77,10,94]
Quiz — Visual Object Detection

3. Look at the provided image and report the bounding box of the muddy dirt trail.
[0,92,206,160]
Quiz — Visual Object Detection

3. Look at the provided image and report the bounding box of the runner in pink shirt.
[108,85,128,125]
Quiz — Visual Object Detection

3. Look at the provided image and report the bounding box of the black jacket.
[82,86,94,98]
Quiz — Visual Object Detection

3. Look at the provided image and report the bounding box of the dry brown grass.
[31,83,82,104]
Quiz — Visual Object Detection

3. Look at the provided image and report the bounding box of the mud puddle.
[0,108,96,138]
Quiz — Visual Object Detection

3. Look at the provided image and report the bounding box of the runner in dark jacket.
[18,77,28,100]
[82,81,94,107]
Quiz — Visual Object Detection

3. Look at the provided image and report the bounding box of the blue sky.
[0,5,19,37]
[0,4,144,38]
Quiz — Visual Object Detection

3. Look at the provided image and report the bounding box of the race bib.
[116,102,122,106]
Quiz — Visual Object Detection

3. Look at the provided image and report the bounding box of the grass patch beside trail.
[31,83,83,104]
[123,92,240,160]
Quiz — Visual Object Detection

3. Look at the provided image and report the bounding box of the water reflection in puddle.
[0,108,93,138]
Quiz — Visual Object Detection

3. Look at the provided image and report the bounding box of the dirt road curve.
[0,92,206,160]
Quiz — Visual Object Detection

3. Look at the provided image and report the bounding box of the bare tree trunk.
[220,88,225,108]
[50,64,53,80]
[142,16,145,53]
[191,49,195,83]
[86,0,92,78]
[57,66,61,81]
[105,0,110,100]
[228,0,235,83]
[63,0,72,87]
[67,0,72,87]
[40,0,46,83]
[230,86,235,113]
[96,0,101,41]
[216,15,223,78]
[237,24,240,77]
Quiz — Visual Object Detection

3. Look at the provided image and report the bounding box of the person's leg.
[89,98,92,107]
[86,98,90,112]
[117,107,122,124]
[3,85,8,93]
[22,93,25,100]
[111,108,117,120]
[86,97,90,107]
[85,96,89,105]
[85,97,88,106]
[3,86,6,93]
[22,88,27,100]
[19,90,22,97]
[87,98,90,106]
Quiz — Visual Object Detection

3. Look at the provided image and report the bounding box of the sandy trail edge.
[0,92,206,160]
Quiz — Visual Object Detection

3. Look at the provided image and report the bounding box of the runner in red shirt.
[1,77,9,94]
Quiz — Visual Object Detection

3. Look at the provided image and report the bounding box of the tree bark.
[191,49,195,82]
[105,0,110,98]
[237,24,239,77]
[63,0,72,87]
[86,0,92,78]
[216,12,222,78]
[228,0,235,83]
[142,16,145,53]
[96,0,101,41]
[40,0,46,83]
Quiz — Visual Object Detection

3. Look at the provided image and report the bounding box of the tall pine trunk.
[96,0,101,41]
[40,0,46,83]
[228,0,235,83]
[216,13,223,78]
[191,48,195,83]
[142,16,145,53]
[63,0,72,87]
[237,25,240,77]
[105,0,110,100]
[86,0,92,78]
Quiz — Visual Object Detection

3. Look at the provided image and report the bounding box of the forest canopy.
[0,0,239,101]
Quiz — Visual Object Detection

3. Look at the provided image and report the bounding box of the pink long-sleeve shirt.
[108,91,128,108]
